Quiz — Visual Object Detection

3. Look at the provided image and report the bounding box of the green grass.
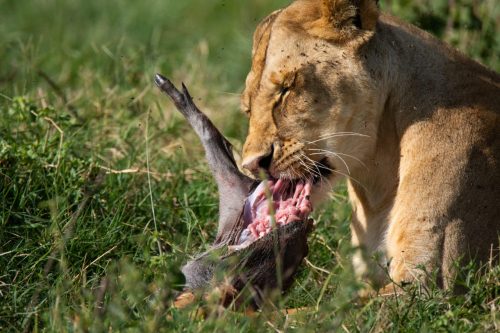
[1,0,499,332]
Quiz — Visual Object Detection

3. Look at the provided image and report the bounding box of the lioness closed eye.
[241,0,500,292]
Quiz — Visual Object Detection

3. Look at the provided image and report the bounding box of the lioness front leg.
[384,212,444,288]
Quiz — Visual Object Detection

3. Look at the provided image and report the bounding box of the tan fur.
[241,0,500,290]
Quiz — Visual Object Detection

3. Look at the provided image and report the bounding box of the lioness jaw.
[155,74,313,309]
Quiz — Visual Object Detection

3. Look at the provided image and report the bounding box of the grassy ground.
[1,0,499,332]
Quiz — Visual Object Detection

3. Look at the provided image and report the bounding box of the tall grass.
[0,0,499,332]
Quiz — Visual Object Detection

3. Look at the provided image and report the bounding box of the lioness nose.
[242,148,273,176]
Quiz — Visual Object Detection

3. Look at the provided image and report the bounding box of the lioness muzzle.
[155,74,314,310]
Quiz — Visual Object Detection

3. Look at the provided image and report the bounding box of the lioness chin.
[240,0,500,293]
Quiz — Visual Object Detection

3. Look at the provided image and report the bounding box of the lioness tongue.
[238,179,313,246]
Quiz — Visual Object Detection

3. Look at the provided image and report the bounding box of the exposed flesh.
[233,179,313,250]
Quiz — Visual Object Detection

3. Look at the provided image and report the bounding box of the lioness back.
[240,0,500,290]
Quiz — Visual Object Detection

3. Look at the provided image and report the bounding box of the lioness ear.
[304,0,379,42]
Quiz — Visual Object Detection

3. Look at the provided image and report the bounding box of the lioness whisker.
[318,131,369,139]
[295,168,309,183]
[296,159,316,180]
[313,165,335,190]
[300,154,337,189]
[307,132,370,144]
[301,154,323,171]
[304,155,366,191]
[299,161,320,181]
[308,149,351,175]
[298,154,322,180]
[308,149,367,169]
[297,155,326,189]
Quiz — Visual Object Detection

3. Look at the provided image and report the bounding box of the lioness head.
[241,0,387,199]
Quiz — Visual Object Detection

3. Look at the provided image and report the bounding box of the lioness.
[240,0,500,292]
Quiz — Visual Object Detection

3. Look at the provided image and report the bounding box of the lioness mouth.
[234,159,332,250]
[236,179,313,248]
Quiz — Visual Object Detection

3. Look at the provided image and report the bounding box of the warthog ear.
[300,0,379,42]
